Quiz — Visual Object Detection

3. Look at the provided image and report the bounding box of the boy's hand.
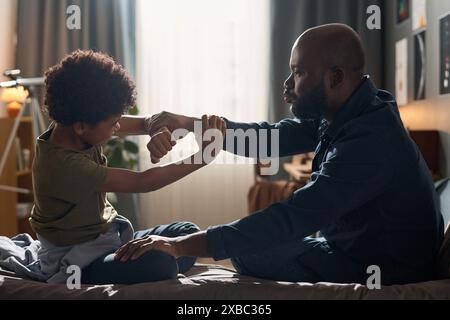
[147,127,176,164]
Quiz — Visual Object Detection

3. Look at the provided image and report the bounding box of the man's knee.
[231,256,255,276]
[174,222,200,273]
[158,221,200,238]
[174,221,201,236]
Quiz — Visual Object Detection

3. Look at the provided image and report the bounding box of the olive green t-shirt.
[30,123,118,246]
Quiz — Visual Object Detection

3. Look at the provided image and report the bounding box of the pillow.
[435,178,450,279]
[436,223,450,279]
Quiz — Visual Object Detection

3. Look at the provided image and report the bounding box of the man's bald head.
[294,23,365,78]
[284,24,367,122]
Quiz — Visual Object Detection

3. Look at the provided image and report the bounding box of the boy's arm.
[99,115,225,193]
[97,156,205,193]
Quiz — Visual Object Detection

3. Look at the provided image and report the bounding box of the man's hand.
[115,235,181,261]
[197,115,227,161]
[147,114,227,164]
[147,127,176,164]
[115,231,210,261]
[145,111,197,136]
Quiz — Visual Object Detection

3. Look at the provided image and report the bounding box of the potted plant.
[103,105,140,226]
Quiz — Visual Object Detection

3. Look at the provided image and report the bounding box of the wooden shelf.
[16,169,32,177]
[0,118,19,237]
[20,116,32,123]
[0,117,35,238]
[283,163,312,182]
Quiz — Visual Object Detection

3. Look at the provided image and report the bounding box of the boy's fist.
[147,127,176,164]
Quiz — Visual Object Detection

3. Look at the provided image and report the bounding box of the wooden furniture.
[0,118,18,237]
[409,130,441,181]
[283,152,314,183]
[0,117,36,238]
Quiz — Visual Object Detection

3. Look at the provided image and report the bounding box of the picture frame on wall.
[439,12,450,95]
[396,38,408,106]
[414,30,426,100]
[412,0,427,31]
[397,0,410,24]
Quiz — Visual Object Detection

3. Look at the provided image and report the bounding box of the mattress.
[1,263,450,300]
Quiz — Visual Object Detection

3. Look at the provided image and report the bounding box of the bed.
[1,262,449,300]
[1,179,450,300]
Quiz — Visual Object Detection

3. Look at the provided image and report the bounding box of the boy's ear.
[73,122,86,136]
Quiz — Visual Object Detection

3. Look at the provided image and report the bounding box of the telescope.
[0,69,46,194]
[0,69,45,89]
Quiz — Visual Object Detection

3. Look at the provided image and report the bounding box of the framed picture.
[397,0,410,24]
[440,12,450,95]
[412,0,427,30]
[396,38,408,106]
[414,30,426,100]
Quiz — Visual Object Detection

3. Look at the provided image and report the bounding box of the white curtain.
[136,0,270,229]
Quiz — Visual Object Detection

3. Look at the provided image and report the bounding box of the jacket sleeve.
[222,118,319,158]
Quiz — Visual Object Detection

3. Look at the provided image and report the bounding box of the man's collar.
[322,75,378,139]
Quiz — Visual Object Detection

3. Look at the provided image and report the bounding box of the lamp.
[0,86,28,118]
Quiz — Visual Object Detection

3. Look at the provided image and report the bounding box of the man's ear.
[328,67,345,89]
[72,122,86,136]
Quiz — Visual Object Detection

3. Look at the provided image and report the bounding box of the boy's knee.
[138,250,179,281]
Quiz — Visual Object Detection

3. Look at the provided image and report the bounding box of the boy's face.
[77,114,122,146]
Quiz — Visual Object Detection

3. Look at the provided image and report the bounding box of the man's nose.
[284,74,293,90]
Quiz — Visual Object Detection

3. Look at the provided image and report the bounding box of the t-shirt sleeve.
[49,153,108,204]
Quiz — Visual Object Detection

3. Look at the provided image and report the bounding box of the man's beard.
[290,80,328,121]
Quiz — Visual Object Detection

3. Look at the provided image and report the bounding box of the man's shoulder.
[345,92,403,140]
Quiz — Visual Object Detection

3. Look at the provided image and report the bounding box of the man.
[116,24,444,285]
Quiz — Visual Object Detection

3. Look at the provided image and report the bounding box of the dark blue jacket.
[207,76,444,285]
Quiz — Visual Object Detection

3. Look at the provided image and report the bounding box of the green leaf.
[107,138,118,146]
[128,105,139,116]
[109,147,125,168]
[128,158,138,170]
[124,140,139,154]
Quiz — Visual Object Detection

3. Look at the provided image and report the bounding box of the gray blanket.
[0,216,133,284]
[0,234,46,282]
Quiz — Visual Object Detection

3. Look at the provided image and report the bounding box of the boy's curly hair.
[44,50,136,126]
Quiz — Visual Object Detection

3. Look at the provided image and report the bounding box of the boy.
[30,50,225,284]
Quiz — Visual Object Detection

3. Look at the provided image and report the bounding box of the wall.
[384,0,450,177]
[0,0,17,82]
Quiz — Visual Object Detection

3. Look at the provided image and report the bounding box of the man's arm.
[115,231,210,261]
[205,133,394,260]
[147,111,320,161]
[222,118,319,158]
[116,116,149,136]
[115,131,393,261]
